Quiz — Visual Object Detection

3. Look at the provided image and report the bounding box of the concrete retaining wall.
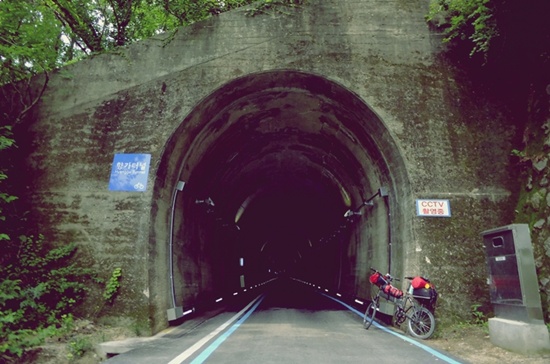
[15,0,517,333]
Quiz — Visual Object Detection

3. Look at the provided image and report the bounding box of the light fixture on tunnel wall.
[343,187,389,217]
[195,197,215,206]
[342,186,394,274]
[195,197,215,214]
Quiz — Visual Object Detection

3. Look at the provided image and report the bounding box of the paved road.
[104,278,463,363]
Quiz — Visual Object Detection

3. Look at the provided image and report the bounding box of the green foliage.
[426,0,497,58]
[510,148,526,158]
[0,235,95,360]
[470,303,487,325]
[103,267,122,302]
[1,0,262,87]
[67,336,92,359]
[246,0,305,16]
[0,126,15,151]
[0,0,64,85]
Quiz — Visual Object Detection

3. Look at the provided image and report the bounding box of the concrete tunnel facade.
[20,0,516,334]
[152,70,411,320]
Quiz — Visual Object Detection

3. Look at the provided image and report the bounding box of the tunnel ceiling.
[181,71,390,270]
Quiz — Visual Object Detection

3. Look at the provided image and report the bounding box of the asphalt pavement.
[103,278,465,363]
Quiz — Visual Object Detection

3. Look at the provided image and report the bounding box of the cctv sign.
[416,199,451,217]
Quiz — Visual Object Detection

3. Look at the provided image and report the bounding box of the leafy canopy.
[0,0,266,86]
[426,0,496,58]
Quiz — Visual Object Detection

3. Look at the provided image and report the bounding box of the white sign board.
[416,199,451,217]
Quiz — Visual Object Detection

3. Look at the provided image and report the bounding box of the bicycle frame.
[364,270,436,339]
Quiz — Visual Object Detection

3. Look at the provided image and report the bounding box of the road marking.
[321,293,463,364]
[166,294,265,364]
[190,294,265,364]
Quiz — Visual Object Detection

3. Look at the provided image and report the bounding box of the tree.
[1,0,303,359]
[426,0,549,80]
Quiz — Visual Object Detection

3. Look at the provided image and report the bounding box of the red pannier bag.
[411,276,429,289]
[369,272,386,287]
[382,284,403,299]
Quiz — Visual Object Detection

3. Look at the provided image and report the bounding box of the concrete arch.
[149,70,413,329]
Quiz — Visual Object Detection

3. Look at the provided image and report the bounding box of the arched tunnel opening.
[152,70,413,324]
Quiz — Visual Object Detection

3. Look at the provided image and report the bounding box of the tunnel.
[151,70,413,322]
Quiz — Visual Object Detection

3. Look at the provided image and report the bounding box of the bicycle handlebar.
[370,267,400,282]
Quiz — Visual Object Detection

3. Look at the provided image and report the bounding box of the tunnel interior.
[154,70,411,314]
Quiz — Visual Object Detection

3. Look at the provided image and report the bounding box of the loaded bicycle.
[363,267,438,339]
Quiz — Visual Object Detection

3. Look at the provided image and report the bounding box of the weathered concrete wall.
[18,0,519,333]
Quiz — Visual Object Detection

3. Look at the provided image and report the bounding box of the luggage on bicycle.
[410,276,438,311]
[369,272,386,287]
[411,276,429,289]
[382,284,403,299]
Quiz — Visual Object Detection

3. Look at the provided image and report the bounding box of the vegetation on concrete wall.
[1,0,548,358]
[427,0,550,322]
[0,1,306,360]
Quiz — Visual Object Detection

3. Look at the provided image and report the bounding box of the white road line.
[166,294,264,364]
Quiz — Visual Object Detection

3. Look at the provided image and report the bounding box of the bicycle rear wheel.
[363,301,377,329]
[407,306,435,339]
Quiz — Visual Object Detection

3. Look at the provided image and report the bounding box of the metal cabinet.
[481,224,543,322]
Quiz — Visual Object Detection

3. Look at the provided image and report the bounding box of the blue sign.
[109,154,151,192]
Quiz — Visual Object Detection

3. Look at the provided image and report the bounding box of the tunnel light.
[235,193,259,223]
[233,292,239,296]
[195,197,215,206]
[355,299,364,305]
[182,309,194,316]
[340,186,352,207]
[344,209,361,217]
[336,293,342,297]
[240,257,244,266]
[216,297,223,303]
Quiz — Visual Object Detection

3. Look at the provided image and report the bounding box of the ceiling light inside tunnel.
[322,169,351,208]
[340,186,351,207]
[234,193,257,224]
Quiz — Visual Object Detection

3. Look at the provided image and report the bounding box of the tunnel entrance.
[151,70,412,325]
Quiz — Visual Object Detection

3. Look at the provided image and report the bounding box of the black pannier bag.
[410,277,438,312]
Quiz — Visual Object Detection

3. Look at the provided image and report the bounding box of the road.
[104,278,464,363]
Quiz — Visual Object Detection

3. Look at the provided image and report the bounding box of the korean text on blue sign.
[109,154,151,192]
[416,199,451,217]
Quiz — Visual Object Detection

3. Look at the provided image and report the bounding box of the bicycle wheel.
[407,306,435,339]
[363,301,378,329]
